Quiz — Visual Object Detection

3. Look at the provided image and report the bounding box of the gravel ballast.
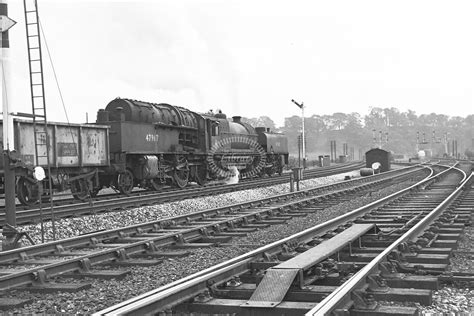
[3,170,471,315]
[18,171,362,243]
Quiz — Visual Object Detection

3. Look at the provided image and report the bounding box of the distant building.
[365,148,391,172]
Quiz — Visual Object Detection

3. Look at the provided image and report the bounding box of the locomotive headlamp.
[33,166,46,181]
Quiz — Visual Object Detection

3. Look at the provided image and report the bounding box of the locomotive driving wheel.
[17,177,39,206]
[117,169,134,195]
[149,179,162,191]
[173,156,189,188]
[194,165,207,186]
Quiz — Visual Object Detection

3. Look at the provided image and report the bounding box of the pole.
[291,99,306,168]
[1,0,18,249]
[301,105,306,168]
[297,135,301,167]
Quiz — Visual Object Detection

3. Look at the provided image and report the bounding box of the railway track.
[95,163,472,315]
[0,164,427,312]
[0,162,364,226]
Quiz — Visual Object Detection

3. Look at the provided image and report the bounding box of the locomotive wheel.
[173,157,189,188]
[71,179,89,201]
[266,167,275,177]
[149,179,161,191]
[117,170,134,195]
[17,177,39,206]
[195,166,207,186]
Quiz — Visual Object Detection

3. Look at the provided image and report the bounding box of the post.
[1,0,18,249]
[291,99,306,168]
[372,129,376,148]
[289,173,294,192]
[301,105,306,168]
[297,135,301,168]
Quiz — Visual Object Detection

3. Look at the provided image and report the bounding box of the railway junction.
[0,161,472,315]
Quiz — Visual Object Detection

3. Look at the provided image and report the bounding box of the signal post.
[1,0,18,250]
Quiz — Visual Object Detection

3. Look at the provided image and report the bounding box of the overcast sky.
[5,0,474,127]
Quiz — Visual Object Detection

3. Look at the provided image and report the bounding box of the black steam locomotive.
[1,98,289,205]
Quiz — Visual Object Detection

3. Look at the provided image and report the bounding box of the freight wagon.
[0,119,110,205]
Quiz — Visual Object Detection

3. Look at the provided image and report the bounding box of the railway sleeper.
[59,269,131,280]
[184,298,315,316]
[131,249,190,259]
[171,242,216,248]
[359,238,458,248]
[21,282,92,294]
[351,305,418,316]
[352,246,453,256]
[0,297,34,311]
[343,260,449,274]
[382,274,439,290]
[215,231,249,237]
[107,258,163,267]
[357,283,432,305]
[183,285,429,315]
[341,253,450,265]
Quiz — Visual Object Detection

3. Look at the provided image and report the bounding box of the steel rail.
[306,167,470,315]
[0,162,365,225]
[95,165,447,315]
[0,164,422,262]
[0,165,427,291]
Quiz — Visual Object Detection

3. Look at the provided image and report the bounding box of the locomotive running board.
[242,223,375,308]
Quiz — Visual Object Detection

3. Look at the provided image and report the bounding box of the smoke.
[225,166,240,185]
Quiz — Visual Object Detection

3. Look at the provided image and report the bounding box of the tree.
[241,116,276,130]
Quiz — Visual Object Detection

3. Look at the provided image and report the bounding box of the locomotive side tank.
[97,98,206,192]
[101,98,200,154]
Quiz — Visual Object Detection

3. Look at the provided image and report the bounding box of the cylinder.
[360,168,374,177]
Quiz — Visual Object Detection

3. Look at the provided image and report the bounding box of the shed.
[365,148,391,172]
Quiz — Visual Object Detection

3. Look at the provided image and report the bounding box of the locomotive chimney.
[232,116,242,123]
[255,127,265,134]
[96,109,110,123]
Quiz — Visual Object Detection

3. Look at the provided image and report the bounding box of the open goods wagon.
[0,119,110,205]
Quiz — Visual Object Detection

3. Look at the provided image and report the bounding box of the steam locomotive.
[0,98,289,205]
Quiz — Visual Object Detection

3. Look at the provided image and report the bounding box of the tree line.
[242,107,474,160]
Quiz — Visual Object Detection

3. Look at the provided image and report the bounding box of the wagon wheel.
[117,170,134,195]
[71,179,89,201]
[173,157,189,188]
[195,165,207,186]
[90,188,100,198]
[17,177,39,206]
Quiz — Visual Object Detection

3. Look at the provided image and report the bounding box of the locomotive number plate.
[146,134,159,142]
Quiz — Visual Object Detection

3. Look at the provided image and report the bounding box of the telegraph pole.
[1,0,18,250]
